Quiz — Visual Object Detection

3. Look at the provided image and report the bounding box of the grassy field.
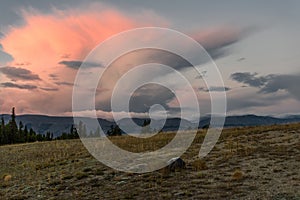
[0,123,299,199]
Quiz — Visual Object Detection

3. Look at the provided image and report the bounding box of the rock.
[167,157,186,172]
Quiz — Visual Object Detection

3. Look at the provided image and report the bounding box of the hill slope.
[0,123,299,199]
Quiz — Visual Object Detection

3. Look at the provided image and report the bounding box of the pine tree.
[0,118,2,144]
[82,124,87,137]
[29,128,36,142]
[18,121,25,143]
[8,107,18,144]
[96,126,100,137]
[141,119,151,134]
[107,125,122,136]
[24,125,29,142]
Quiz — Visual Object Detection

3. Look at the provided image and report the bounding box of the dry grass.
[191,159,208,171]
[0,123,299,199]
[232,169,244,181]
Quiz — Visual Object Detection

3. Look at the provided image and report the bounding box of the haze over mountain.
[1,114,300,137]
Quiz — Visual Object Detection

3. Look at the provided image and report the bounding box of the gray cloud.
[59,60,102,69]
[54,81,74,86]
[129,84,175,113]
[199,86,231,92]
[95,83,175,113]
[0,66,40,81]
[231,72,300,100]
[49,73,59,80]
[0,45,13,64]
[237,57,246,62]
[227,93,287,112]
[1,82,37,90]
[231,72,274,87]
[191,27,250,61]
[40,87,59,91]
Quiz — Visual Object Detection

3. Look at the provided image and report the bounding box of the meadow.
[0,123,299,199]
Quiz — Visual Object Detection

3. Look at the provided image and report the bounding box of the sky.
[0,0,300,118]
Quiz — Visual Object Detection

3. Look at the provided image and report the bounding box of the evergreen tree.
[18,121,25,143]
[8,107,18,144]
[29,128,36,142]
[107,124,122,136]
[82,124,87,137]
[0,117,3,144]
[78,121,83,136]
[1,116,8,144]
[95,126,100,136]
[24,125,29,142]
[46,132,53,141]
[141,119,151,134]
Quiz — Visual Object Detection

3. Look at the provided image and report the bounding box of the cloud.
[190,27,246,60]
[231,72,300,100]
[58,60,102,69]
[0,4,166,114]
[227,90,288,113]
[1,82,37,90]
[54,81,74,86]
[237,57,246,62]
[40,87,59,91]
[129,83,175,113]
[231,72,273,87]
[0,3,247,116]
[199,86,231,92]
[0,44,13,64]
[49,73,58,80]
[0,66,41,81]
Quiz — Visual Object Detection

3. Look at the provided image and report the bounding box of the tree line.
[0,107,154,146]
[0,107,81,145]
[0,107,54,145]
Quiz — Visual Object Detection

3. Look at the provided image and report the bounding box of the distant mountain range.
[1,114,300,137]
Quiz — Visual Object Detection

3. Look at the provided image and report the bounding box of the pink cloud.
[0,4,243,116]
[0,5,167,114]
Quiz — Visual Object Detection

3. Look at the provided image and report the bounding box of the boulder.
[167,157,186,172]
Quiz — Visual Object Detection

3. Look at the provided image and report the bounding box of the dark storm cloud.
[129,84,175,113]
[0,66,40,81]
[231,72,300,100]
[1,82,37,90]
[59,60,102,69]
[95,83,175,113]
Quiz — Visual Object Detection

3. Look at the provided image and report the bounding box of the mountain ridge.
[1,114,300,137]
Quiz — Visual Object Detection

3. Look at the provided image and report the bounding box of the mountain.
[199,114,300,128]
[1,114,300,137]
[0,114,114,137]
